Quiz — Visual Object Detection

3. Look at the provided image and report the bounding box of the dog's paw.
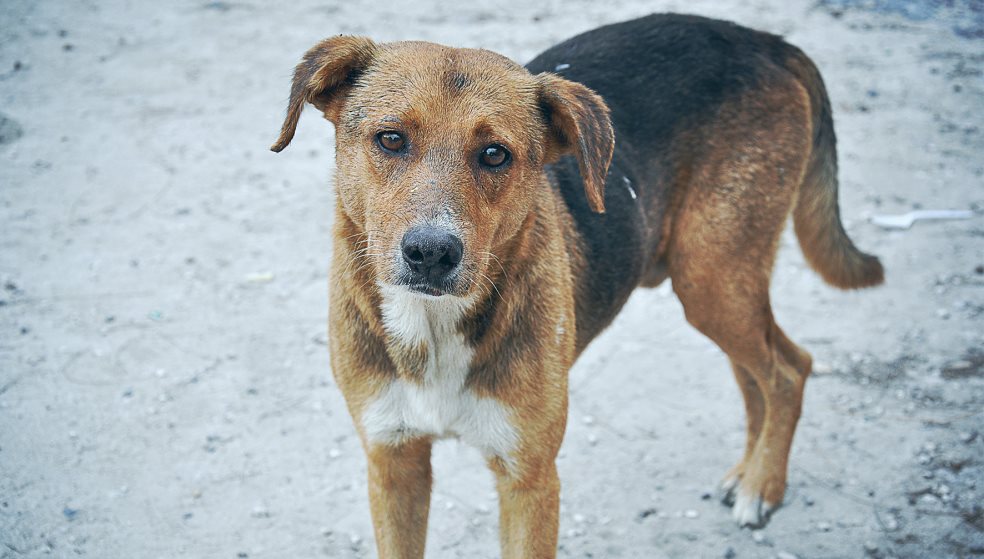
[720,464,783,528]
[731,489,777,528]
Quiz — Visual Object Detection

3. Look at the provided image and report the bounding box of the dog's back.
[527,13,882,350]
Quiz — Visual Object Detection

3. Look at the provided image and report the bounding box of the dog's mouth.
[407,283,447,297]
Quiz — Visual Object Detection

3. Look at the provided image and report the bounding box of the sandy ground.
[1,1,982,557]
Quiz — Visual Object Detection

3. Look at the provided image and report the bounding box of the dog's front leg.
[366,437,433,559]
[490,456,561,559]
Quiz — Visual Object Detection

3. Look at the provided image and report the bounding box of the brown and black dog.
[272,13,883,558]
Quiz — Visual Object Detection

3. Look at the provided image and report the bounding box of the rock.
[684,509,699,518]
[776,552,799,559]
[723,547,736,559]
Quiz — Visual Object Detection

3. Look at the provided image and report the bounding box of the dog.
[271,13,883,558]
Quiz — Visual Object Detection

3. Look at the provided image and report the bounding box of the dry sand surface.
[1,1,982,557]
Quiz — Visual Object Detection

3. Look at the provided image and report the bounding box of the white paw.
[731,489,776,528]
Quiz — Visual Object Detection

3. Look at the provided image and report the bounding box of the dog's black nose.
[401,226,464,283]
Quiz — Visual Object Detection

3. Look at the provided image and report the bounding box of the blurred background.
[1,1,981,557]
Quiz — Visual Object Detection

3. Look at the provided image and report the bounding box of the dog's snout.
[401,226,463,283]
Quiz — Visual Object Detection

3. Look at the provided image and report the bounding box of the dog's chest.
[360,287,517,459]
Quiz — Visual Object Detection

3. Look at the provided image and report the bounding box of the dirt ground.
[1,1,982,558]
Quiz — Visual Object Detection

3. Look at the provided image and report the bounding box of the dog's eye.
[479,144,510,168]
[377,131,406,153]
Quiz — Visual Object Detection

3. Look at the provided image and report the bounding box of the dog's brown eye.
[480,144,510,168]
[377,131,406,153]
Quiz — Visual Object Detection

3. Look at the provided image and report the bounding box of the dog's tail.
[784,46,884,289]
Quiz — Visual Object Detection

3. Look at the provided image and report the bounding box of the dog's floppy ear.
[536,73,614,213]
[271,36,379,152]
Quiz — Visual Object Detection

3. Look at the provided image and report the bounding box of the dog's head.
[272,37,613,298]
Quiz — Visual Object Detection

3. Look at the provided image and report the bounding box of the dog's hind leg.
[666,76,815,527]
[670,230,813,527]
[719,360,765,505]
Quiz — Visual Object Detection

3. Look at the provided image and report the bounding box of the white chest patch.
[361,285,518,462]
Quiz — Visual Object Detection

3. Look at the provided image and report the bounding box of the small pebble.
[328,448,341,459]
[918,493,939,506]
[751,530,766,543]
[776,552,799,559]
[684,509,699,518]
[244,271,274,283]
[251,505,270,518]
[723,547,736,559]
[816,521,832,532]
